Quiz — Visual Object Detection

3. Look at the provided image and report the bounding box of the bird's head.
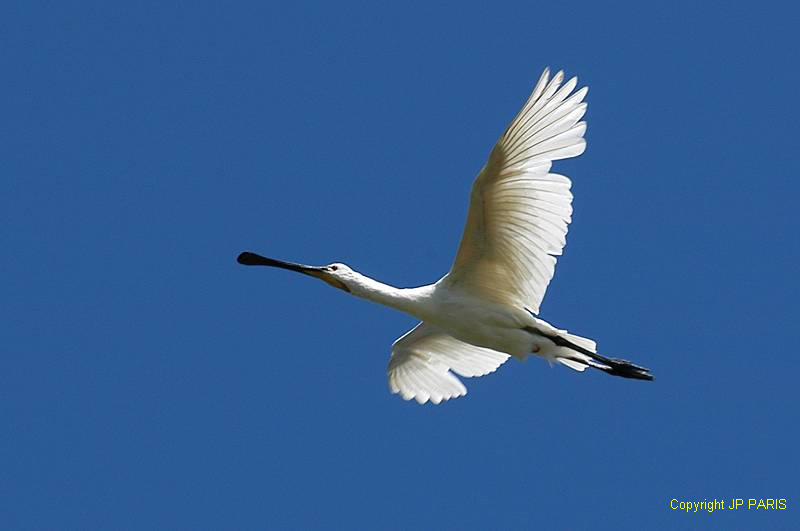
[316,262,358,292]
[237,251,355,293]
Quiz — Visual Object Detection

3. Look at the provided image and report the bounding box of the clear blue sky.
[2,1,798,529]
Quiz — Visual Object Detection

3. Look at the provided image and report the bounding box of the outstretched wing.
[447,68,588,313]
[388,322,510,405]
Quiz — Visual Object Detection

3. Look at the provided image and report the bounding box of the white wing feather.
[447,68,588,313]
[388,322,510,405]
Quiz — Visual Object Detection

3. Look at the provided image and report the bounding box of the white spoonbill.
[238,67,653,404]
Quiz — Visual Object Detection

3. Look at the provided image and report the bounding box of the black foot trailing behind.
[589,354,654,381]
[546,331,655,381]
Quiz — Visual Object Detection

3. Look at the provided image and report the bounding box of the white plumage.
[449,68,585,314]
[389,322,510,404]
[239,67,653,405]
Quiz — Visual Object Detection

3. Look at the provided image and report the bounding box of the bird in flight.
[238,67,653,404]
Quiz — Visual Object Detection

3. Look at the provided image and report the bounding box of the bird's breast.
[421,295,537,357]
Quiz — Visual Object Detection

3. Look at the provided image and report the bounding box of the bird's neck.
[348,275,434,318]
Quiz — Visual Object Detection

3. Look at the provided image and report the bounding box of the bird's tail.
[553,332,654,381]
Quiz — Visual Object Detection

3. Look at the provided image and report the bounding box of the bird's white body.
[341,266,594,361]
[239,67,653,404]
[420,286,538,357]
[347,276,537,357]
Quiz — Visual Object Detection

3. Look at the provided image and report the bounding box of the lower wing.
[388,322,510,405]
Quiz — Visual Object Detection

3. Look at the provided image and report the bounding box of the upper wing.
[388,322,510,405]
[447,68,588,313]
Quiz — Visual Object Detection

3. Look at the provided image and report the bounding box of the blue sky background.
[2,1,798,529]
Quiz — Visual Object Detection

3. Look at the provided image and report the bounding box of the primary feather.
[389,322,510,404]
[447,68,587,313]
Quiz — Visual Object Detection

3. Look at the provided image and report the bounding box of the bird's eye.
[330,265,339,271]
